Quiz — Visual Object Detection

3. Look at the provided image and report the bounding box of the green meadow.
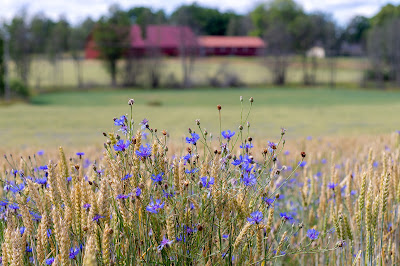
[1,87,399,149]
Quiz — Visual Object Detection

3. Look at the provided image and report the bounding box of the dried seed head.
[128,99,135,105]
[301,152,306,158]
[106,140,111,145]
[197,224,203,231]
[227,154,232,160]
[103,132,107,137]
[217,105,222,110]
[249,97,254,103]
[239,125,243,130]
[162,130,167,136]
[195,119,200,125]
[248,137,253,142]
[275,193,280,199]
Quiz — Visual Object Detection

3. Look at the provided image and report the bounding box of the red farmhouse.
[85,25,266,59]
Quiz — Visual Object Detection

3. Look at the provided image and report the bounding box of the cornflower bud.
[301,152,306,158]
[248,137,252,142]
[195,119,200,125]
[240,96,243,102]
[217,105,222,110]
[249,97,254,103]
[239,125,243,130]
[162,130,167,136]
[247,122,250,128]
[128,99,135,105]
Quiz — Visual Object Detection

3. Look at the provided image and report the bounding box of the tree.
[94,5,131,87]
[342,16,371,44]
[371,4,400,26]
[6,9,32,86]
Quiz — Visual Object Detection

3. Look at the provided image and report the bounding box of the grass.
[1,87,400,149]
[10,56,367,89]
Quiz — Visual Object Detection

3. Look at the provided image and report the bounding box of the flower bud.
[128,98,135,105]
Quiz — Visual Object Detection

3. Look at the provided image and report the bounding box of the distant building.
[197,36,266,56]
[306,46,325,58]
[85,25,266,59]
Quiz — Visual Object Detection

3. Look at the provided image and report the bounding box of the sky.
[1,0,400,26]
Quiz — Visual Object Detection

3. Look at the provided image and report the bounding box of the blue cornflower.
[114,139,131,152]
[69,247,79,259]
[267,141,277,150]
[76,152,85,158]
[328,182,338,190]
[146,199,165,214]
[29,210,42,221]
[83,203,91,210]
[241,172,257,186]
[298,161,307,167]
[221,130,235,140]
[240,143,254,149]
[45,257,55,265]
[136,144,152,159]
[93,214,105,222]
[122,173,132,180]
[307,136,312,140]
[37,150,44,156]
[247,211,263,224]
[26,246,32,252]
[84,158,91,168]
[9,203,19,210]
[10,183,25,193]
[307,229,320,240]
[231,155,243,166]
[373,161,378,168]
[67,176,72,182]
[47,229,52,238]
[39,165,48,171]
[222,234,229,239]
[185,168,199,174]
[182,153,191,163]
[116,194,129,200]
[284,150,290,155]
[20,227,26,235]
[114,115,126,126]
[186,133,200,145]
[151,173,164,184]
[262,197,274,206]
[35,177,47,185]
[140,118,149,129]
[135,187,142,197]
[0,200,9,207]
[158,235,173,251]
[321,159,327,164]
[280,212,293,220]
[200,176,215,188]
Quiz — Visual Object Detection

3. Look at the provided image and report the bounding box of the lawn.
[10,56,367,89]
[1,87,399,149]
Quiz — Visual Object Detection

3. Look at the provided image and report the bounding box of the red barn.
[85,25,266,59]
[85,25,197,59]
[197,36,266,56]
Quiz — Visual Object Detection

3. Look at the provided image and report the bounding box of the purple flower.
[135,187,142,197]
[140,118,149,129]
[114,115,126,126]
[45,257,55,265]
[47,229,52,238]
[182,153,191,163]
[231,156,243,166]
[280,212,293,220]
[37,150,44,156]
[35,177,47,185]
[307,229,319,240]
[20,227,26,235]
[240,143,254,149]
[221,130,235,140]
[284,150,290,155]
[185,168,199,174]
[67,176,72,182]
[267,141,277,150]
[39,165,48,171]
[136,144,152,159]
[114,139,131,152]
[116,194,129,200]
[122,174,132,180]
[151,173,164,184]
[76,152,85,157]
[186,133,200,145]
[146,199,165,214]
[69,247,79,259]
[247,211,263,224]
[298,161,307,167]
[307,136,312,140]
[83,203,91,210]
[222,234,229,239]
[158,235,173,251]
[26,246,32,252]
[29,210,42,221]
[241,172,257,187]
[328,182,338,190]
[9,203,19,210]
[321,159,327,164]
[200,176,215,188]
[262,197,274,206]
[93,214,105,222]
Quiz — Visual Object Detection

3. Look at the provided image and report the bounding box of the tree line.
[0,0,399,96]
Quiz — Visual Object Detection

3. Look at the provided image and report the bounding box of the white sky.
[1,0,400,26]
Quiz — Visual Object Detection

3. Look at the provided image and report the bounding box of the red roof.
[143,25,198,48]
[130,25,145,48]
[198,36,266,48]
